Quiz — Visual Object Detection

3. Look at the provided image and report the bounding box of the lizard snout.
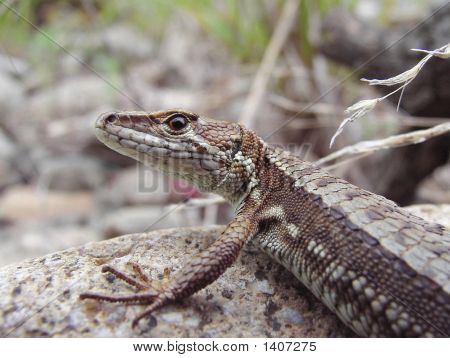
[96,112,118,129]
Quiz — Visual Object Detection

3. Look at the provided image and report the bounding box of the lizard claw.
[79,289,159,305]
[80,263,177,327]
[130,290,178,328]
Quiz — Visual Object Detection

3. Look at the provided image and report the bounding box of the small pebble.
[222,301,239,316]
[277,307,304,325]
[160,312,183,324]
[254,279,274,295]
[184,316,200,328]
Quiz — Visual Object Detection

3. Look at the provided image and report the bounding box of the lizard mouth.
[95,112,223,171]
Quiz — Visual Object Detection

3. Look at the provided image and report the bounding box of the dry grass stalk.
[239,0,299,128]
[329,43,450,147]
[317,122,450,168]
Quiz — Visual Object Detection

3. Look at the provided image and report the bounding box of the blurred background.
[0,0,449,267]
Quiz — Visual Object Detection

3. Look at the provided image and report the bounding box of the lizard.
[80,109,450,337]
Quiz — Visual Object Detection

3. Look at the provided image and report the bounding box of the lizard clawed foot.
[81,214,254,329]
[80,263,176,328]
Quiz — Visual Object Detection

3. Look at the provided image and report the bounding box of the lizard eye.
[167,116,188,131]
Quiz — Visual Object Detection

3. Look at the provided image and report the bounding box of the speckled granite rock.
[0,226,351,337]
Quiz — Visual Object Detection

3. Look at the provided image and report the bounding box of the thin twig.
[269,94,342,115]
[270,94,450,128]
[316,122,450,167]
[184,196,226,208]
[239,0,299,128]
[0,0,14,16]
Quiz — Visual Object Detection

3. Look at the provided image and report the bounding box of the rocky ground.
[0,206,448,338]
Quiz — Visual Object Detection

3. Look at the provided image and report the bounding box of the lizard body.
[81,110,450,337]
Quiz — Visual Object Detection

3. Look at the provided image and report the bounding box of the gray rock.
[0,129,21,189]
[0,72,25,113]
[0,224,98,267]
[100,24,154,61]
[0,53,29,78]
[252,279,275,296]
[99,205,202,238]
[62,24,154,63]
[159,13,232,88]
[0,158,21,189]
[0,226,351,337]
[99,167,183,208]
[127,62,173,87]
[160,312,184,324]
[139,86,200,113]
[0,185,95,224]
[277,307,304,325]
[36,156,104,191]
[0,128,15,159]
[416,164,450,204]
[5,107,106,153]
[20,75,120,122]
[137,84,239,115]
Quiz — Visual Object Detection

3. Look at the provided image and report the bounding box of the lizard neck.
[225,126,266,210]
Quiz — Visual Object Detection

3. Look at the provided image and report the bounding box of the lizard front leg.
[80,210,257,328]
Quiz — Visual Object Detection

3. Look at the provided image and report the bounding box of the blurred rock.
[0,185,94,223]
[137,85,199,112]
[100,24,154,61]
[99,205,201,238]
[127,62,176,88]
[0,71,25,114]
[0,53,29,78]
[0,129,21,189]
[0,226,351,337]
[57,51,86,78]
[416,164,450,204]
[0,159,21,189]
[159,13,233,89]
[136,84,239,114]
[0,128,15,159]
[63,24,154,63]
[0,224,98,266]
[37,156,103,191]
[42,108,108,153]
[99,167,183,208]
[8,106,109,157]
[19,75,120,122]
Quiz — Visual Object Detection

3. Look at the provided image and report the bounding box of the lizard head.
[95,110,263,205]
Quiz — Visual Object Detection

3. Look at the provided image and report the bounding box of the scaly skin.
[80,110,450,337]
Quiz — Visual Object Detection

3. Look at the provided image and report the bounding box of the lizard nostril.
[97,112,118,128]
[103,112,117,123]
